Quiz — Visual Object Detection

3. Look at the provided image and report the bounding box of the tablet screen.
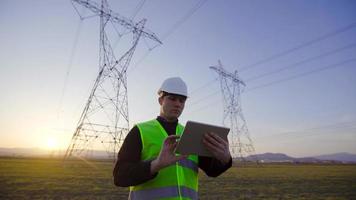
[175,121,230,157]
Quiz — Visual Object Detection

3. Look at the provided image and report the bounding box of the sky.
[0,0,355,157]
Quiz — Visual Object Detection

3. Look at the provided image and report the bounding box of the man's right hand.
[150,135,187,174]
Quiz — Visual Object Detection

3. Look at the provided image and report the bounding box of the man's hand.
[202,132,231,164]
[150,135,187,174]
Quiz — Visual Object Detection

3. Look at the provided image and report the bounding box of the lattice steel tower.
[210,60,256,159]
[64,0,162,160]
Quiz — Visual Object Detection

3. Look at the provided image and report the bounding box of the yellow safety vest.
[129,119,199,200]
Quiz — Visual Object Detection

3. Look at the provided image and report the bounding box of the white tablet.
[175,121,230,157]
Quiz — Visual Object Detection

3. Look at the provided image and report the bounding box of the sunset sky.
[0,0,355,157]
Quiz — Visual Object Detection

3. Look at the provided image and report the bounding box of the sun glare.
[46,137,59,150]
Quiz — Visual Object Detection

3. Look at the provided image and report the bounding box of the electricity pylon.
[210,60,256,160]
[64,0,162,160]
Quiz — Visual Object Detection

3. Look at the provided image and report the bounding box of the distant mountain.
[246,153,327,163]
[246,152,296,162]
[246,152,295,162]
[1,148,355,163]
[314,152,356,162]
[295,156,321,163]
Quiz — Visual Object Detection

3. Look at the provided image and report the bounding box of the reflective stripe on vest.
[178,158,198,173]
[130,186,198,200]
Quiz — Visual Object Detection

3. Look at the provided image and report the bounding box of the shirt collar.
[156,116,178,125]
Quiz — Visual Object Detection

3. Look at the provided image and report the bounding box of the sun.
[46,137,59,150]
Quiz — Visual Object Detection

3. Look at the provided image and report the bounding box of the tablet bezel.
[175,120,230,157]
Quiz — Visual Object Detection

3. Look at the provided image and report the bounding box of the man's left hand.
[202,132,231,164]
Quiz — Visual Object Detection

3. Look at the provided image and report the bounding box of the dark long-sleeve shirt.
[113,116,232,187]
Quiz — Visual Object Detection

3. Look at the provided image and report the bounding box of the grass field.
[0,157,355,199]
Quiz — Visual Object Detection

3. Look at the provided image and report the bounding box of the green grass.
[0,157,355,199]
[0,157,128,200]
[199,163,356,199]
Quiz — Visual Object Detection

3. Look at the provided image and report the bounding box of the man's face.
[159,94,187,121]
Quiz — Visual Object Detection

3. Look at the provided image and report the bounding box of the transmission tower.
[210,60,256,159]
[64,0,162,160]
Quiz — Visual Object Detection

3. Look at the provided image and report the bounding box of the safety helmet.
[158,77,188,97]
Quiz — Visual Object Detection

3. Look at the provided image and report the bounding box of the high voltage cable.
[256,120,356,140]
[186,22,356,100]
[133,2,356,78]
[185,98,220,115]
[58,2,100,119]
[189,78,218,96]
[129,0,208,74]
[188,43,356,106]
[238,21,356,72]
[111,0,148,50]
[246,57,356,92]
[187,88,219,107]
[160,0,208,41]
[269,126,356,141]
[58,2,87,119]
[185,57,356,114]
[71,0,98,20]
[71,0,85,20]
[189,53,355,106]
[130,0,146,20]
[244,43,356,82]
[257,125,356,142]
[57,18,84,119]
[128,49,152,74]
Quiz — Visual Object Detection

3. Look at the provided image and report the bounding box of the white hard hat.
[158,77,188,97]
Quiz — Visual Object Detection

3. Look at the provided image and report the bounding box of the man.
[113,77,232,200]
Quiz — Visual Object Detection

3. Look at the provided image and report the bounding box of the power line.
[160,0,208,41]
[188,42,356,107]
[110,1,150,50]
[256,120,356,140]
[187,89,219,107]
[271,126,356,141]
[190,78,218,95]
[128,49,152,74]
[258,126,356,143]
[58,2,107,119]
[186,98,219,115]
[246,57,356,92]
[130,0,146,20]
[186,22,356,100]
[71,0,98,20]
[57,18,84,119]
[131,7,355,101]
[129,0,208,74]
[244,43,356,82]
[185,57,356,114]
[238,21,356,72]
